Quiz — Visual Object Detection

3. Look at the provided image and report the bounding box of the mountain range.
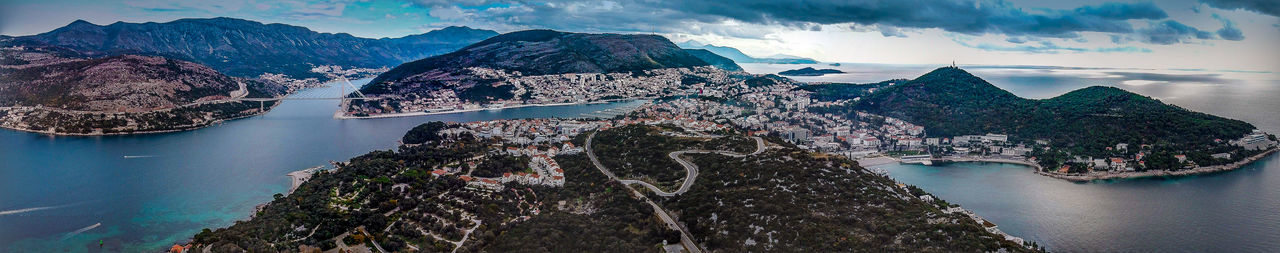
[6,17,498,79]
[678,41,818,64]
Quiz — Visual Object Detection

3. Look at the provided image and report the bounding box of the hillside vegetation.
[366,29,712,91]
[853,67,1254,155]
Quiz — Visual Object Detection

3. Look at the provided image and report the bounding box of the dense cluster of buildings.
[623,76,928,158]
[349,66,737,115]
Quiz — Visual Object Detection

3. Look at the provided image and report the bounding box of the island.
[778,67,846,76]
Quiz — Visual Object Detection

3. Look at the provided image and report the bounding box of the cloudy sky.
[2,0,1277,71]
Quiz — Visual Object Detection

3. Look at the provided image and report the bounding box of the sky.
[1,0,1277,72]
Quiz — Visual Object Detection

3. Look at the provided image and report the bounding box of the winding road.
[618,136,765,196]
[584,131,765,253]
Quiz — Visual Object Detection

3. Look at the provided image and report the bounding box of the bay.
[0,79,647,252]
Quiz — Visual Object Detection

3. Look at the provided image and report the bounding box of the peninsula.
[844,67,1278,181]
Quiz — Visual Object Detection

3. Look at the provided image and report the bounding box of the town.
[385,64,1280,187]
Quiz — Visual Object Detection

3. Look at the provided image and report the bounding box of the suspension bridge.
[229,77,381,113]
[236,77,376,102]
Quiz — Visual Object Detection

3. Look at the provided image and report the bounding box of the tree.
[403,121,449,144]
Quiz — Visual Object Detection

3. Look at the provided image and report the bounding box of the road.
[585,131,704,253]
[357,226,387,253]
[618,136,765,197]
[585,132,765,253]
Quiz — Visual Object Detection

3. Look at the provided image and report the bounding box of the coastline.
[869,150,1277,183]
[857,156,1042,170]
[943,157,1044,171]
[286,166,323,195]
[1036,148,1279,182]
[856,156,898,167]
[0,101,282,136]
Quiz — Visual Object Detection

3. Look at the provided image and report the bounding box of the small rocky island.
[779,67,845,76]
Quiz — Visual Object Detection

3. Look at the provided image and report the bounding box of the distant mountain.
[683,49,743,71]
[778,67,844,76]
[0,50,239,111]
[854,67,1255,152]
[366,29,711,92]
[0,45,286,135]
[677,42,817,64]
[376,26,503,62]
[9,18,497,79]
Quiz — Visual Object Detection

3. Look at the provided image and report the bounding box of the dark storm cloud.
[665,0,1169,38]
[1213,14,1245,41]
[1138,20,1216,44]
[1072,2,1168,20]
[1200,0,1280,17]
[413,0,1232,45]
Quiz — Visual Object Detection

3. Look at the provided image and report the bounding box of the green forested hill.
[854,67,1254,153]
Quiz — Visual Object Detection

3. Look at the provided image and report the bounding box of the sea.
[1,63,1278,252]
[742,62,1280,252]
[0,79,647,252]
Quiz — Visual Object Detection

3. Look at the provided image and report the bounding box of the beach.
[286,166,323,195]
[856,156,898,167]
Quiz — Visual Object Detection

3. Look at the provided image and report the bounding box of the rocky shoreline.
[0,101,281,136]
[866,151,1277,183]
[1037,148,1278,182]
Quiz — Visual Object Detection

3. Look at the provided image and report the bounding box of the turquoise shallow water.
[0,79,647,252]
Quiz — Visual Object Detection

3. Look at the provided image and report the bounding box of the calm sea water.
[743,63,1280,252]
[0,79,647,252]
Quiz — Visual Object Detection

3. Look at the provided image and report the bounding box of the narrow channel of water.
[0,79,647,252]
